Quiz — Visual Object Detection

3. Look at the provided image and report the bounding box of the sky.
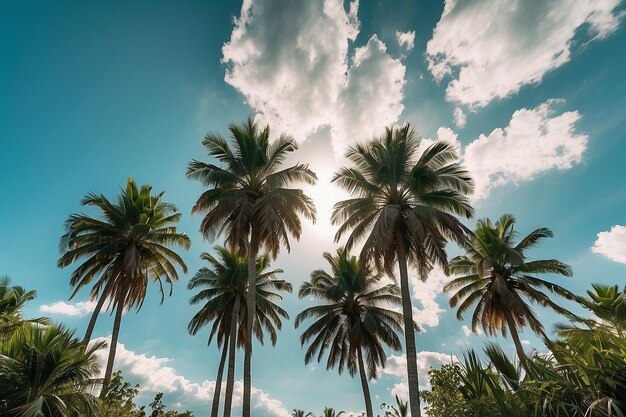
[2,0,626,415]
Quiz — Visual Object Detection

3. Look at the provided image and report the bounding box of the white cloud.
[396,30,416,51]
[521,340,530,346]
[592,225,626,264]
[462,100,588,200]
[410,266,449,330]
[461,325,482,336]
[427,0,625,108]
[382,352,456,399]
[453,107,466,128]
[222,0,406,157]
[92,338,290,417]
[40,300,98,317]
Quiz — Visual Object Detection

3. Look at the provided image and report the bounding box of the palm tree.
[57,177,191,392]
[381,396,409,417]
[187,247,292,417]
[292,410,315,417]
[187,117,316,416]
[295,249,404,417]
[444,214,576,368]
[0,324,104,417]
[322,408,345,417]
[332,124,474,416]
[0,277,46,340]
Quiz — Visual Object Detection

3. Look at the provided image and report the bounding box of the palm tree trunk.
[504,308,528,371]
[211,332,229,417]
[242,231,259,417]
[83,279,115,344]
[100,294,124,398]
[397,243,422,417]
[224,296,241,417]
[357,347,374,417]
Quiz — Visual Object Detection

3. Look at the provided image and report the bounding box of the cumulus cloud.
[592,225,626,264]
[382,352,456,399]
[92,338,290,417]
[427,0,625,108]
[396,30,416,51]
[40,300,98,317]
[222,0,406,156]
[409,266,449,330]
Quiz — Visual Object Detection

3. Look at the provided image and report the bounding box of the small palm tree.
[187,247,292,417]
[58,177,191,391]
[0,324,104,417]
[332,124,474,416]
[322,408,345,417]
[0,277,46,339]
[292,410,315,417]
[187,117,316,417]
[296,249,404,417]
[444,214,576,367]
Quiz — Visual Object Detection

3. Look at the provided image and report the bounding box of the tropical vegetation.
[2,118,624,417]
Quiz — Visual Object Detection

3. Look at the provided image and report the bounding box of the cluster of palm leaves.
[0,278,102,417]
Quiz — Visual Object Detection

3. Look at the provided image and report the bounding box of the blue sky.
[2,0,626,415]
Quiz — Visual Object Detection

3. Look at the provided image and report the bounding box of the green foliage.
[380,395,409,417]
[0,323,103,417]
[95,371,142,417]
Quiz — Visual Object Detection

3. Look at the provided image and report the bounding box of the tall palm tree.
[332,124,474,416]
[444,214,576,368]
[187,247,292,417]
[187,117,316,417]
[295,249,404,417]
[58,177,191,392]
[0,324,104,417]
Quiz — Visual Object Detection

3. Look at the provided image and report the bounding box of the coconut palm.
[444,214,576,368]
[292,410,314,417]
[57,177,191,392]
[187,247,292,417]
[322,408,345,417]
[187,117,316,416]
[0,277,47,340]
[332,124,474,416]
[295,249,404,417]
[0,323,103,417]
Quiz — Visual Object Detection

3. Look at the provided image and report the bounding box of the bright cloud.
[463,100,588,200]
[396,30,416,51]
[39,300,98,317]
[382,352,456,399]
[222,0,406,157]
[410,266,449,330]
[592,225,626,264]
[427,0,625,108]
[92,338,290,417]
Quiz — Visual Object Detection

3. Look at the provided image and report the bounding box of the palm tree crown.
[188,247,292,348]
[444,214,576,363]
[0,324,103,417]
[58,177,190,391]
